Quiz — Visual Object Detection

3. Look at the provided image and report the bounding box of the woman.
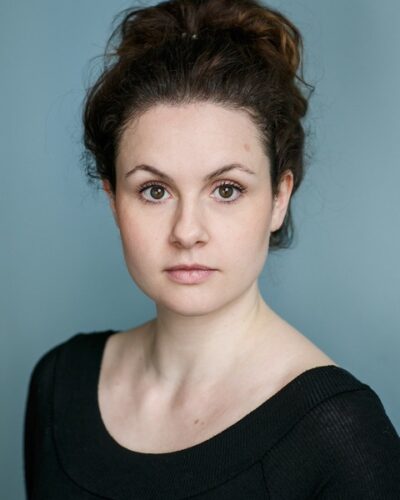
[24,0,400,498]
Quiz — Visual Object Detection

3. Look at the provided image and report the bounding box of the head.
[81,0,313,314]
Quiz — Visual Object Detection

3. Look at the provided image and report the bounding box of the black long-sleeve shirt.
[24,330,400,499]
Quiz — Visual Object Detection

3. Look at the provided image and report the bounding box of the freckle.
[244,143,250,152]
[194,419,200,424]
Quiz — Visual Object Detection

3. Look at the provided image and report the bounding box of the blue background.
[1,0,399,496]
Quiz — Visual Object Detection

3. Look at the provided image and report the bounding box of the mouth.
[165,267,216,284]
[165,264,214,271]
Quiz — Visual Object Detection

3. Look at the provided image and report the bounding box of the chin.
[160,283,254,318]
[153,289,228,317]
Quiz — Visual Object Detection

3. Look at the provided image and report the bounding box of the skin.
[100,102,335,451]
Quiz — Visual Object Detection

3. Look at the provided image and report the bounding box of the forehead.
[116,102,268,171]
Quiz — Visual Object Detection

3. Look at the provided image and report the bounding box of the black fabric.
[23,330,400,499]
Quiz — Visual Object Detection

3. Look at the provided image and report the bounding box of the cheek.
[218,203,271,269]
[116,212,163,283]
[237,199,271,246]
[237,221,270,265]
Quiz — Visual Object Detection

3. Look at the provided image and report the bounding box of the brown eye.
[137,180,246,205]
[137,183,170,203]
[212,181,245,203]
[149,186,165,200]
[218,185,235,199]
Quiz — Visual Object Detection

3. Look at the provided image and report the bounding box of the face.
[103,102,293,316]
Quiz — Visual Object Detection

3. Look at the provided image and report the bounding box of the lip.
[165,264,214,271]
[165,268,216,284]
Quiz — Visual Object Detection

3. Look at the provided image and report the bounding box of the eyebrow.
[124,163,256,182]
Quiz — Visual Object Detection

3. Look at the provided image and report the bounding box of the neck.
[141,282,280,393]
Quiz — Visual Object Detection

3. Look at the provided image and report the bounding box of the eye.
[136,180,246,204]
[136,182,170,204]
[212,181,246,203]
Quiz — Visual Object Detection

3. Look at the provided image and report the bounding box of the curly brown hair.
[82,0,314,250]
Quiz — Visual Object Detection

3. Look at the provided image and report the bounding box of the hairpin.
[181,32,198,39]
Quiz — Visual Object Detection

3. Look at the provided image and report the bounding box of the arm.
[314,389,400,499]
[23,345,59,499]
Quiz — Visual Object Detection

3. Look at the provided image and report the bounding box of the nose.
[169,197,209,249]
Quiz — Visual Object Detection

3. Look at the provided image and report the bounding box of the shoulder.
[24,329,115,439]
[288,384,400,497]
[26,336,73,394]
[317,387,400,497]
[26,330,114,393]
[309,385,400,453]
[261,379,400,498]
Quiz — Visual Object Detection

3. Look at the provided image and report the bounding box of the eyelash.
[136,180,247,205]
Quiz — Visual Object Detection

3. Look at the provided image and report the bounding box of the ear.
[102,179,119,228]
[270,170,294,233]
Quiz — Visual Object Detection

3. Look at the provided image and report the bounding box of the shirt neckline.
[53,329,368,499]
[94,329,336,458]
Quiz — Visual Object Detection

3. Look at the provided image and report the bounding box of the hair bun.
[112,0,302,77]
[196,0,302,76]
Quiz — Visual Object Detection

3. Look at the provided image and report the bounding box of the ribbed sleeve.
[23,345,59,499]
[262,388,400,499]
